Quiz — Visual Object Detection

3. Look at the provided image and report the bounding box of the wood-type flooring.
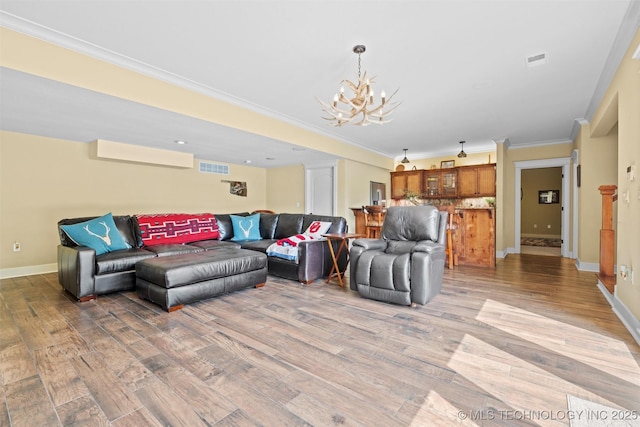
[1,254,639,426]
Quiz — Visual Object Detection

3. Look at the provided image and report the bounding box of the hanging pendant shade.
[401,148,410,163]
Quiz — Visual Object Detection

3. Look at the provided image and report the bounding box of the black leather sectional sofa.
[57,212,348,302]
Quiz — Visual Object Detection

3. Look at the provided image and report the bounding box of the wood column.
[597,185,617,293]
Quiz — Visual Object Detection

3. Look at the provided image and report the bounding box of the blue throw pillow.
[230,213,261,241]
[60,213,130,255]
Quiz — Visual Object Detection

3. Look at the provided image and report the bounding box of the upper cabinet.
[424,169,457,198]
[457,164,496,197]
[391,164,495,199]
[390,170,423,199]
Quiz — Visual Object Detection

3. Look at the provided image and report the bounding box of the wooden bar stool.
[438,205,458,269]
[363,205,386,238]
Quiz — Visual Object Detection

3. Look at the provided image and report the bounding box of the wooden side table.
[322,233,365,287]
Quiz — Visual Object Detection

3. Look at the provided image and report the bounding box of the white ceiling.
[1,1,639,168]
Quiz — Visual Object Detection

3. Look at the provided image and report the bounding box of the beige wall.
[575,124,618,263]
[587,27,640,320]
[266,165,306,214]
[521,168,563,237]
[340,160,391,232]
[395,151,496,172]
[497,142,575,253]
[0,131,268,271]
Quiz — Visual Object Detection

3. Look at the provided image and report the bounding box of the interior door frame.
[304,162,337,216]
[514,157,572,258]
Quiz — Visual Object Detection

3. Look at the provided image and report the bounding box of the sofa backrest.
[58,215,142,248]
[274,214,305,239]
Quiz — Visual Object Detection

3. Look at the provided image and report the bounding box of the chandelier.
[317,45,400,126]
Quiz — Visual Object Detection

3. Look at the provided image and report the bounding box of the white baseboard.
[496,247,516,259]
[575,258,599,272]
[0,263,57,279]
[597,280,640,346]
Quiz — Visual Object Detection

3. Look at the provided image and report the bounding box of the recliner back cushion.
[274,214,304,239]
[382,206,440,242]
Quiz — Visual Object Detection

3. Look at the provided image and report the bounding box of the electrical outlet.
[13,241,21,252]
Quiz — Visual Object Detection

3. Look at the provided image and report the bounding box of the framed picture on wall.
[441,160,455,169]
[538,190,559,204]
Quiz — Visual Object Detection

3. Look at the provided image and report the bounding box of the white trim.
[507,139,573,150]
[597,279,640,346]
[0,263,57,279]
[304,162,338,216]
[576,258,599,272]
[0,11,386,158]
[514,158,571,258]
[571,149,580,262]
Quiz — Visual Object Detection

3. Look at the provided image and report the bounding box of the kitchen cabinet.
[390,170,423,199]
[424,169,457,198]
[453,208,495,267]
[457,164,496,197]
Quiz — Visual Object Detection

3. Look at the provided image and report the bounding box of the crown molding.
[0,12,388,159]
[571,118,589,141]
[507,138,573,150]
[584,0,640,121]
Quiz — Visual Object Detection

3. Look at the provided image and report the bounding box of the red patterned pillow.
[136,213,219,246]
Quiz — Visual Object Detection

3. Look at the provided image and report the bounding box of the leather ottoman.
[136,249,267,311]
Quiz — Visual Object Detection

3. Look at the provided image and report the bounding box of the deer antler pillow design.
[60,213,130,255]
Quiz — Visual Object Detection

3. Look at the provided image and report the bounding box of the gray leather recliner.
[349,205,447,306]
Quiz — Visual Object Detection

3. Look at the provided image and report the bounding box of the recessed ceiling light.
[266,157,275,160]
[244,160,252,164]
[174,140,187,145]
[292,147,306,151]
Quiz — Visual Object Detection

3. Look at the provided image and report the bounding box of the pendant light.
[401,148,410,163]
[457,141,467,158]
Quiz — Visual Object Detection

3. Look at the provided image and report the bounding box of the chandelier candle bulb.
[382,91,386,104]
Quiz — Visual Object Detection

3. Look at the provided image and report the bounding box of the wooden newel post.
[598,185,617,291]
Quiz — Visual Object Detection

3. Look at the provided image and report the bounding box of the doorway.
[514,158,572,258]
[305,163,336,216]
[520,167,563,256]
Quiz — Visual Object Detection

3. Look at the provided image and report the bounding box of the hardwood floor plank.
[140,353,236,424]
[4,375,59,427]
[55,395,109,427]
[33,346,91,406]
[69,352,141,421]
[0,343,37,386]
[0,255,638,426]
[134,380,209,427]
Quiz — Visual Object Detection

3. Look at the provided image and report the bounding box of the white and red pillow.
[136,213,219,246]
[266,221,332,262]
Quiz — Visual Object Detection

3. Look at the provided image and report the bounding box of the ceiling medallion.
[317,45,400,126]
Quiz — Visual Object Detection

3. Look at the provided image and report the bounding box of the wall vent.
[199,161,229,175]
[526,52,547,67]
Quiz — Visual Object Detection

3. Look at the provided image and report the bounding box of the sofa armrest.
[57,245,97,300]
[296,239,340,283]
